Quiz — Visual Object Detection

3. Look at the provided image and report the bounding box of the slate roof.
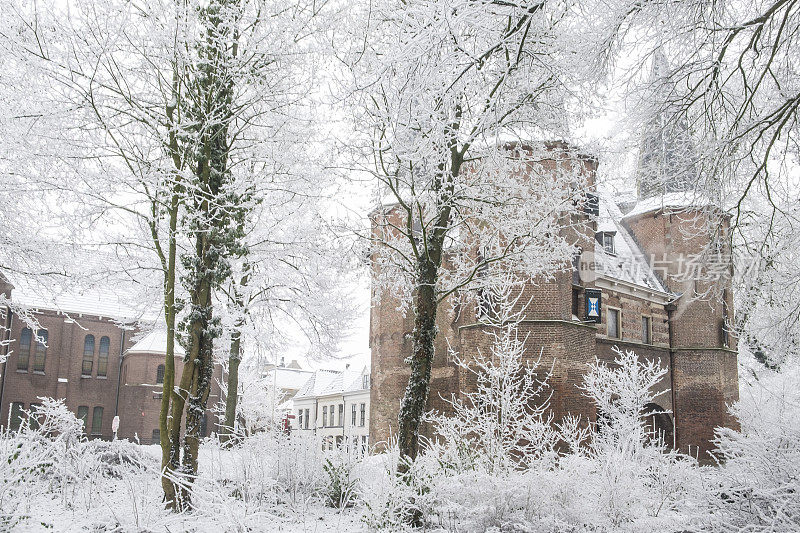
[593,197,669,294]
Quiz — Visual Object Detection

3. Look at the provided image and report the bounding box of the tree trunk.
[398,262,439,466]
[159,191,181,509]
[220,326,242,444]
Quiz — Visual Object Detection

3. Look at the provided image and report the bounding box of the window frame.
[77,405,89,432]
[607,307,621,339]
[602,233,616,255]
[97,336,110,377]
[17,327,31,371]
[642,315,652,345]
[32,329,47,373]
[91,406,103,436]
[82,334,95,376]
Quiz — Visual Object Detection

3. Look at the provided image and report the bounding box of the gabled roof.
[294,366,370,399]
[593,198,669,295]
[261,366,313,392]
[294,369,342,398]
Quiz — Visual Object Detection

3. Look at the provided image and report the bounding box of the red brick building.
[0,281,222,443]
[369,143,739,463]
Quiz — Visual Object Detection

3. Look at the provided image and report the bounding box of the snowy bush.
[701,361,800,532]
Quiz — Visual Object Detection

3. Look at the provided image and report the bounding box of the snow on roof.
[126,330,186,357]
[262,366,314,392]
[594,198,669,294]
[294,366,369,399]
[294,369,341,398]
[622,191,716,220]
[11,284,146,322]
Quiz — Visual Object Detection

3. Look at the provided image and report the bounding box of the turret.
[623,53,739,462]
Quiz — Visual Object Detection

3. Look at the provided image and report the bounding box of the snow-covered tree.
[341,0,592,467]
[0,0,343,508]
[426,277,558,474]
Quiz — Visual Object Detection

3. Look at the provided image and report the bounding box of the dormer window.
[603,234,615,254]
[597,231,616,255]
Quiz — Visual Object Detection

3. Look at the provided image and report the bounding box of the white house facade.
[292,366,370,454]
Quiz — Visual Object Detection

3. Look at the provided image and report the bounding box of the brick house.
[368,143,739,463]
[0,283,222,443]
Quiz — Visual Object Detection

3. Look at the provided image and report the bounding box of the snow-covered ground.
[4,353,799,533]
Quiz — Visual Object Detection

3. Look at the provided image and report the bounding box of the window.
[362,374,370,389]
[28,403,42,430]
[361,435,368,453]
[338,404,343,426]
[97,336,110,377]
[17,327,31,371]
[323,406,328,427]
[351,404,357,426]
[32,329,47,373]
[602,233,615,255]
[642,316,652,344]
[82,334,95,376]
[10,402,24,431]
[722,289,730,347]
[571,288,579,318]
[304,409,309,429]
[152,429,160,445]
[330,405,335,425]
[77,406,89,432]
[298,409,304,429]
[607,309,620,339]
[156,364,165,384]
[360,403,366,427]
[91,406,103,435]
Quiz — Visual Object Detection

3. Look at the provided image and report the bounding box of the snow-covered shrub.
[426,283,559,474]
[701,361,800,532]
[358,442,435,531]
[201,429,327,511]
[579,348,698,530]
[322,452,359,509]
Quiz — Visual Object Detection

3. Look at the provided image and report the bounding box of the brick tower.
[622,52,739,460]
[369,143,599,448]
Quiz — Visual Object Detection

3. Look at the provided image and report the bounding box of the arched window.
[77,406,89,432]
[643,403,674,448]
[156,364,165,384]
[32,329,47,373]
[91,406,103,436]
[82,335,95,376]
[17,328,31,371]
[97,336,110,377]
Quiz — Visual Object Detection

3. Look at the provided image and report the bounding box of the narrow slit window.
[608,309,620,339]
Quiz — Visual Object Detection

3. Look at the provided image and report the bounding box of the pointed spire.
[636,50,697,200]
